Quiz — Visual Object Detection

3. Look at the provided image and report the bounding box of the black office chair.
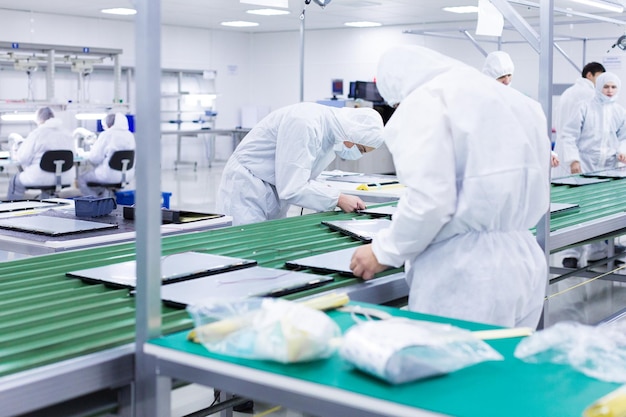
[24,150,74,198]
[87,150,135,197]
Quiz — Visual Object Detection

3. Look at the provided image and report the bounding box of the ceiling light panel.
[246,8,291,15]
[240,0,288,8]
[443,6,480,14]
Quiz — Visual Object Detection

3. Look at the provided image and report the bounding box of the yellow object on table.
[356,181,403,191]
[584,385,626,417]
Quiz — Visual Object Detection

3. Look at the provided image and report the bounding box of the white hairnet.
[482,51,515,79]
[336,107,384,148]
[36,106,55,124]
[595,71,621,93]
[376,45,464,107]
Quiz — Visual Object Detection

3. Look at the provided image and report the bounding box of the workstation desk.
[0,200,232,256]
[2,180,626,416]
[161,128,251,169]
[146,302,620,417]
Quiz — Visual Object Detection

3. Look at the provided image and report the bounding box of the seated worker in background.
[350,45,551,329]
[77,112,136,197]
[483,50,559,168]
[7,106,76,200]
[216,102,385,226]
[559,71,626,267]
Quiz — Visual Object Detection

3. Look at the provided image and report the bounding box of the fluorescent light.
[220,21,260,27]
[75,112,108,121]
[443,6,480,13]
[101,8,137,16]
[1,113,36,122]
[246,8,291,15]
[240,0,288,7]
[570,0,623,13]
[344,21,382,27]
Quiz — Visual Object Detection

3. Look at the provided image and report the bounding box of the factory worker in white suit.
[559,72,626,266]
[482,50,514,86]
[483,50,559,168]
[77,112,136,197]
[560,71,626,175]
[216,102,385,226]
[7,106,76,200]
[350,45,551,328]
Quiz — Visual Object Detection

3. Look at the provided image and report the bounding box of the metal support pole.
[299,7,305,102]
[46,49,55,101]
[537,0,555,329]
[114,54,121,104]
[134,0,165,416]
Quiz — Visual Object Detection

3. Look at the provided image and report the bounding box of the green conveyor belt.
[549,178,626,231]
[1,177,625,378]
[0,209,395,377]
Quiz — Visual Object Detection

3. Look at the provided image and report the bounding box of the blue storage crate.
[75,196,117,217]
[115,190,172,209]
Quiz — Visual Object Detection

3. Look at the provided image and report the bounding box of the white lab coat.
[81,113,136,184]
[16,118,76,186]
[216,102,384,226]
[374,45,550,328]
[559,79,626,173]
[553,78,596,178]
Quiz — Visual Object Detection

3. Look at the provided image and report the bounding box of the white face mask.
[335,144,362,160]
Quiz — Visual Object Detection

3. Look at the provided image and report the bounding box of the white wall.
[1,9,625,168]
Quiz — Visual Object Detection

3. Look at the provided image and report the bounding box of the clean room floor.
[2,162,626,417]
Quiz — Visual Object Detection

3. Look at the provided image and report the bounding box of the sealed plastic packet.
[339,317,503,384]
[187,297,341,364]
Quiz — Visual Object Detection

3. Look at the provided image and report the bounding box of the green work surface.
[150,302,620,417]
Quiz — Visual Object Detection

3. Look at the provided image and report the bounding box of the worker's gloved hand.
[337,193,366,213]
[350,244,389,280]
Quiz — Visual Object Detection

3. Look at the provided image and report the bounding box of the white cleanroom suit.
[560,72,626,174]
[7,107,76,199]
[77,113,136,196]
[216,102,384,226]
[482,51,514,80]
[369,45,551,328]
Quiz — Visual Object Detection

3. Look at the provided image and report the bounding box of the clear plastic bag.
[187,297,341,364]
[339,318,504,384]
[514,321,626,383]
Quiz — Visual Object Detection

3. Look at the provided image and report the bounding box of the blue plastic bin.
[115,190,172,209]
[75,196,117,217]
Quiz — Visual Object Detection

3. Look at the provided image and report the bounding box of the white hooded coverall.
[15,118,76,187]
[216,102,384,226]
[482,51,515,80]
[560,72,626,174]
[78,113,136,196]
[373,45,551,328]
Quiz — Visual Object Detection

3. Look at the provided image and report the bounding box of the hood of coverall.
[376,45,464,107]
[110,113,130,130]
[482,51,515,80]
[334,107,384,149]
[595,71,621,104]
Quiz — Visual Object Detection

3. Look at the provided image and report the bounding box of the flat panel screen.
[550,202,579,214]
[66,251,258,288]
[321,218,392,242]
[285,247,358,276]
[357,206,397,217]
[0,200,69,213]
[551,176,611,186]
[160,267,334,307]
[0,215,117,236]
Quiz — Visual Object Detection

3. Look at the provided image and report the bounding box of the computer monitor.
[332,79,343,99]
[348,81,384,103]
